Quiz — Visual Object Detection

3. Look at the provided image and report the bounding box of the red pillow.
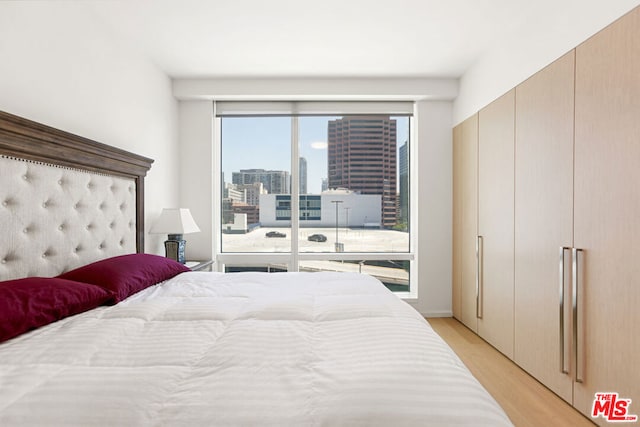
[0,277,113,343]
[58,253,190,303]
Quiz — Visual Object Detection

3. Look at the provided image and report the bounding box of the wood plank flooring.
[427,317,595,426]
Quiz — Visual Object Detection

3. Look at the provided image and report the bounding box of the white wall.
[454,0,640,124]
[0,2,179,254]
[178,101,215,260]
[176,79,455,316]
[407,101,453,317]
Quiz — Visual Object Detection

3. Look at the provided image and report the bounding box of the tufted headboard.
[0,111,153,280]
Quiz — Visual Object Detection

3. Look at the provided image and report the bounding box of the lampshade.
[150,208,201,235]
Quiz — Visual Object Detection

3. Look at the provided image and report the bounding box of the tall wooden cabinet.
[453,7,640,424]
[452,93,515,358]
[452,125,462,320]
[514,51,575,403]
[572,7,640,421]
[477,91,515,359]
[452,114,478,332]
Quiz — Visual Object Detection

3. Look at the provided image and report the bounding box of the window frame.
[213,102,418,298]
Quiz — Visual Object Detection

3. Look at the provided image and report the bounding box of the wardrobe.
[452,7,640,424]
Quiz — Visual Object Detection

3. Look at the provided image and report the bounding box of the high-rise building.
[299,157,307,195]
[327,116,397,227]
[232,169,290,194]
[222,183,245,223]
[223,182,245,203]
[236,182,267,206]
[398,141,409,228]
[321,178,328,192]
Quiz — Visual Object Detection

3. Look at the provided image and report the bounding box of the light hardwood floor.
[427,317,594,426]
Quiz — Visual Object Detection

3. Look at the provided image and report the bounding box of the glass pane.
[221,117,291,252]
[298,259,410,292]
[297,115,410,253]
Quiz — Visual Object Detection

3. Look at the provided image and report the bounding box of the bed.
[0,111,512,426]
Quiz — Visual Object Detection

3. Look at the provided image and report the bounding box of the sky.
[221,116,409,194]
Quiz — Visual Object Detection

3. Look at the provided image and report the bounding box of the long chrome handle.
[559,247,570,374]
[476,235,483,319]
[572,248,584,383]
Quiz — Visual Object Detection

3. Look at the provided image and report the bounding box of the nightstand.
[185,260,214,272]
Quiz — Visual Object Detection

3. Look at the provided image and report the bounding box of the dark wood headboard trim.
[0,111,154,252]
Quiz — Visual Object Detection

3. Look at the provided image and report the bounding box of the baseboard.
[420,310,453,318]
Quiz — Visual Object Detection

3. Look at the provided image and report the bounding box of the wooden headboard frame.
[0,111,154,252]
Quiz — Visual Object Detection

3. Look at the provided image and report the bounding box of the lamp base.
[164,237,186,264]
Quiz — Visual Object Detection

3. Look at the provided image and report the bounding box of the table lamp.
[150,208,200,263]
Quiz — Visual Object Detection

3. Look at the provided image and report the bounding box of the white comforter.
[0,272,512,426]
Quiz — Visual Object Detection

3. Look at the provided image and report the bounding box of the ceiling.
[87,0,559,79]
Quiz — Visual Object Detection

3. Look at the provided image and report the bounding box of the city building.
[223,213,248,234]
[259,189,381,227]
[327,116,397,227]
[236,182,267,206]
[224,182,245,203]
[398,141,409,228]
[223,181,263,225]
[232,169,290,194]
[299,157,307,195]
[225,201,260,225]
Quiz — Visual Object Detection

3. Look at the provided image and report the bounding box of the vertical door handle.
[559,247,571,374]
[572,248,584,383]
[476,235,483,319]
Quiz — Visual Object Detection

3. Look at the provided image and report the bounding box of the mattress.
[0,271,512,426]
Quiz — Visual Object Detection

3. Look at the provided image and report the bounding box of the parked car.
[308,233,327,242]
[265,231,286,238]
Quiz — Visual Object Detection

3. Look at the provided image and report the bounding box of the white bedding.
[0,272,512,426]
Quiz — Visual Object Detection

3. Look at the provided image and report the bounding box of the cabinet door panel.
[514,51,575,403]
[452,124,462,320]
[574,7,640,421]
[478,90,515,358]
[459,115,479,332]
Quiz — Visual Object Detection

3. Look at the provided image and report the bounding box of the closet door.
[477,90,515,358]
[514,51,575,402]
[452,124,462,320]
[453,114,478,332]
[573,7,640,421]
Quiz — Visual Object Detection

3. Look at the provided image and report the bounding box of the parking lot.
[222,226,409,253]
[221,227,410,290]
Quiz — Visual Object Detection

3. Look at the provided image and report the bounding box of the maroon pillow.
[0,277,113,343]
[58,253,190,303]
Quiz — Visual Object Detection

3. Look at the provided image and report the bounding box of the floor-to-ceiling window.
[215,101,415,295]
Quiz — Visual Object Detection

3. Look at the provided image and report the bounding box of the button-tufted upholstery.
[0,156,137,280]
